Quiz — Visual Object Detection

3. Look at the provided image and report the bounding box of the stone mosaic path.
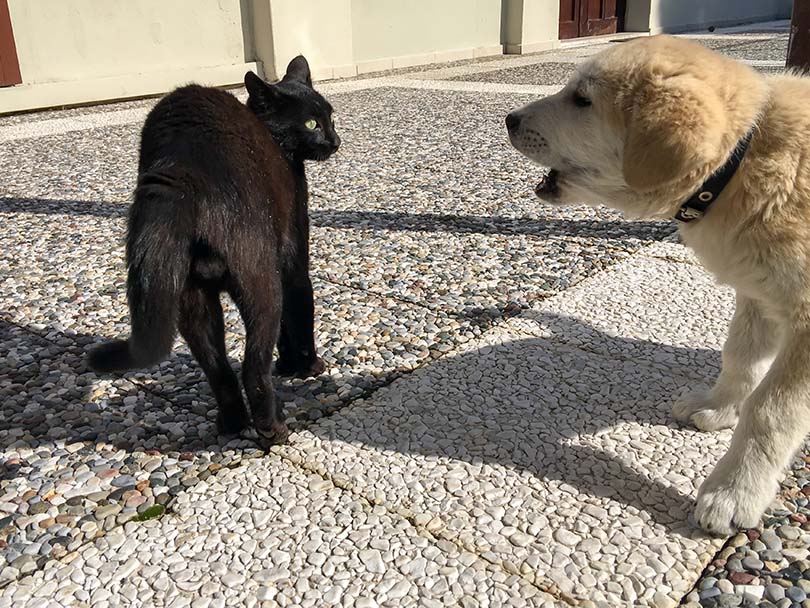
[1,19,807,608]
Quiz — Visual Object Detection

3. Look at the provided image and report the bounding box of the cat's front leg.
[276,264,325,378]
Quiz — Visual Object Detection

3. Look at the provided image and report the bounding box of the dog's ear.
[622,75,727,192]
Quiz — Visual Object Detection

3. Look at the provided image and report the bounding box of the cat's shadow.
[1,312,722,533]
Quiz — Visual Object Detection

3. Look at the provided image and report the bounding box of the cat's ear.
[245,70,282,113]
[282,56,312,88]
[245,71,272,98]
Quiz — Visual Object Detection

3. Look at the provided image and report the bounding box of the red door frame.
[560,0,580,39]
[0,0,22,86]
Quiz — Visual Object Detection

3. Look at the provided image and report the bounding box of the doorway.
[559,0,626,39]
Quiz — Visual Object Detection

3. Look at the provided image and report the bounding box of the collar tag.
[675,206,704,222]
[673,128,754,223]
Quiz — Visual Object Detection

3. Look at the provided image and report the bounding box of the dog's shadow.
[303,311,725,533]
[1,311,724,532]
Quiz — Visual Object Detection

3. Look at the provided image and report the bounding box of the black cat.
[87,56,340,446]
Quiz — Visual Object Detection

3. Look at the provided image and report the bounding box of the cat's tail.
[88,172,194,373]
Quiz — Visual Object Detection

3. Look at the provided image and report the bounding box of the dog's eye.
[305,119,319,130]
[573,93,592,108]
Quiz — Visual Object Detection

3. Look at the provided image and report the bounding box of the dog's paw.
[694,464,776,536]
[672,390,738,431]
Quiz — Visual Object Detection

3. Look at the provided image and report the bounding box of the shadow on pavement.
[0,196,674,241]
[1,303,721,533]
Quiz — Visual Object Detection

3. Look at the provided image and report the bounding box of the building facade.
[0,0,793,114]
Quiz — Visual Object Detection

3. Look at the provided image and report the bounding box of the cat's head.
[245,56,340,162]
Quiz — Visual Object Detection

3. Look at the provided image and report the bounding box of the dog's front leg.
[694,325,810,535]
[673,295,778,431]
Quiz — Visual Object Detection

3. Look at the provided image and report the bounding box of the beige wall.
[1,0,796,114]
[624,0,652,32]
[265,0,355,81]
[1,0,257,113]
[350,0,502,66]
[650,0,792,33]
[502,0,560,54]
[8,0,249,85]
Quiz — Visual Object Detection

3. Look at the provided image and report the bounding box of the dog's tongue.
[534,169,559,197]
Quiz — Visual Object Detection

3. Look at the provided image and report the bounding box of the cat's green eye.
[305,119,318,130]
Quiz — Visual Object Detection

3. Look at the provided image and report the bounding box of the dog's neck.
[654,76,771,223]
[673,128,756,223]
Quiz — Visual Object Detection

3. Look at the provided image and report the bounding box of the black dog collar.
[674,129,755,223]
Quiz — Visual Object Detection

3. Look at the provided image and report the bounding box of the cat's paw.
[275,356,325,379]
[695,461,776,536]
[672,390,738,431]
[255,421,290,449]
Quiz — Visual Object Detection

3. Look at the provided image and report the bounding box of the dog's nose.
[505,112,521,133]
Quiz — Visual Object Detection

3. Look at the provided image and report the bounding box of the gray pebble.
[765,584,786,602]
[786,587,807,603]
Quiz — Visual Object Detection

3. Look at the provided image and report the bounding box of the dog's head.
[506,36,767,218]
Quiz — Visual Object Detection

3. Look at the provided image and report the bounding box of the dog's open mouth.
[535,169,560,198]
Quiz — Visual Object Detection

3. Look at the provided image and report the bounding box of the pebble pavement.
[0,20,806,608]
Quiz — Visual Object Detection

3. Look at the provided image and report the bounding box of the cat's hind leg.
[229,273,288,447]
[179,286,249,435]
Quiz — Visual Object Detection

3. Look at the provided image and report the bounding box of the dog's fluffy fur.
[507,35,810,535]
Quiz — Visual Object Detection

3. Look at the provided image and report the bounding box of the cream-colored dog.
[506,35,810,535]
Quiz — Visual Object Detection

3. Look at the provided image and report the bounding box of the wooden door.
[0,0,21,86]
[580,0,618,37]
[559,0,624,39]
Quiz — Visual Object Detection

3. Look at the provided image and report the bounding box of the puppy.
[507,35,810,535]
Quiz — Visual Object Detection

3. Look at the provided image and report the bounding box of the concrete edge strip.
[0,78,561,143]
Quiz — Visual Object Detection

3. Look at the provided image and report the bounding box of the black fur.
[87,56,340,446]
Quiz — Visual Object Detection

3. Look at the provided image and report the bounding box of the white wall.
[350,0,503,70]
[8,0,249,85]
[502,0,560,54]
[1,0,795,114]
[265,0,355,81]
[650,0,792,33]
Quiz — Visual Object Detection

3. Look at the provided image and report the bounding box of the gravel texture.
[1,23,807,608]
[1,82,674,593]
[692,36,789,62]
[276,254,744,607]
[1,453,559,607]
[450,63,579,86]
